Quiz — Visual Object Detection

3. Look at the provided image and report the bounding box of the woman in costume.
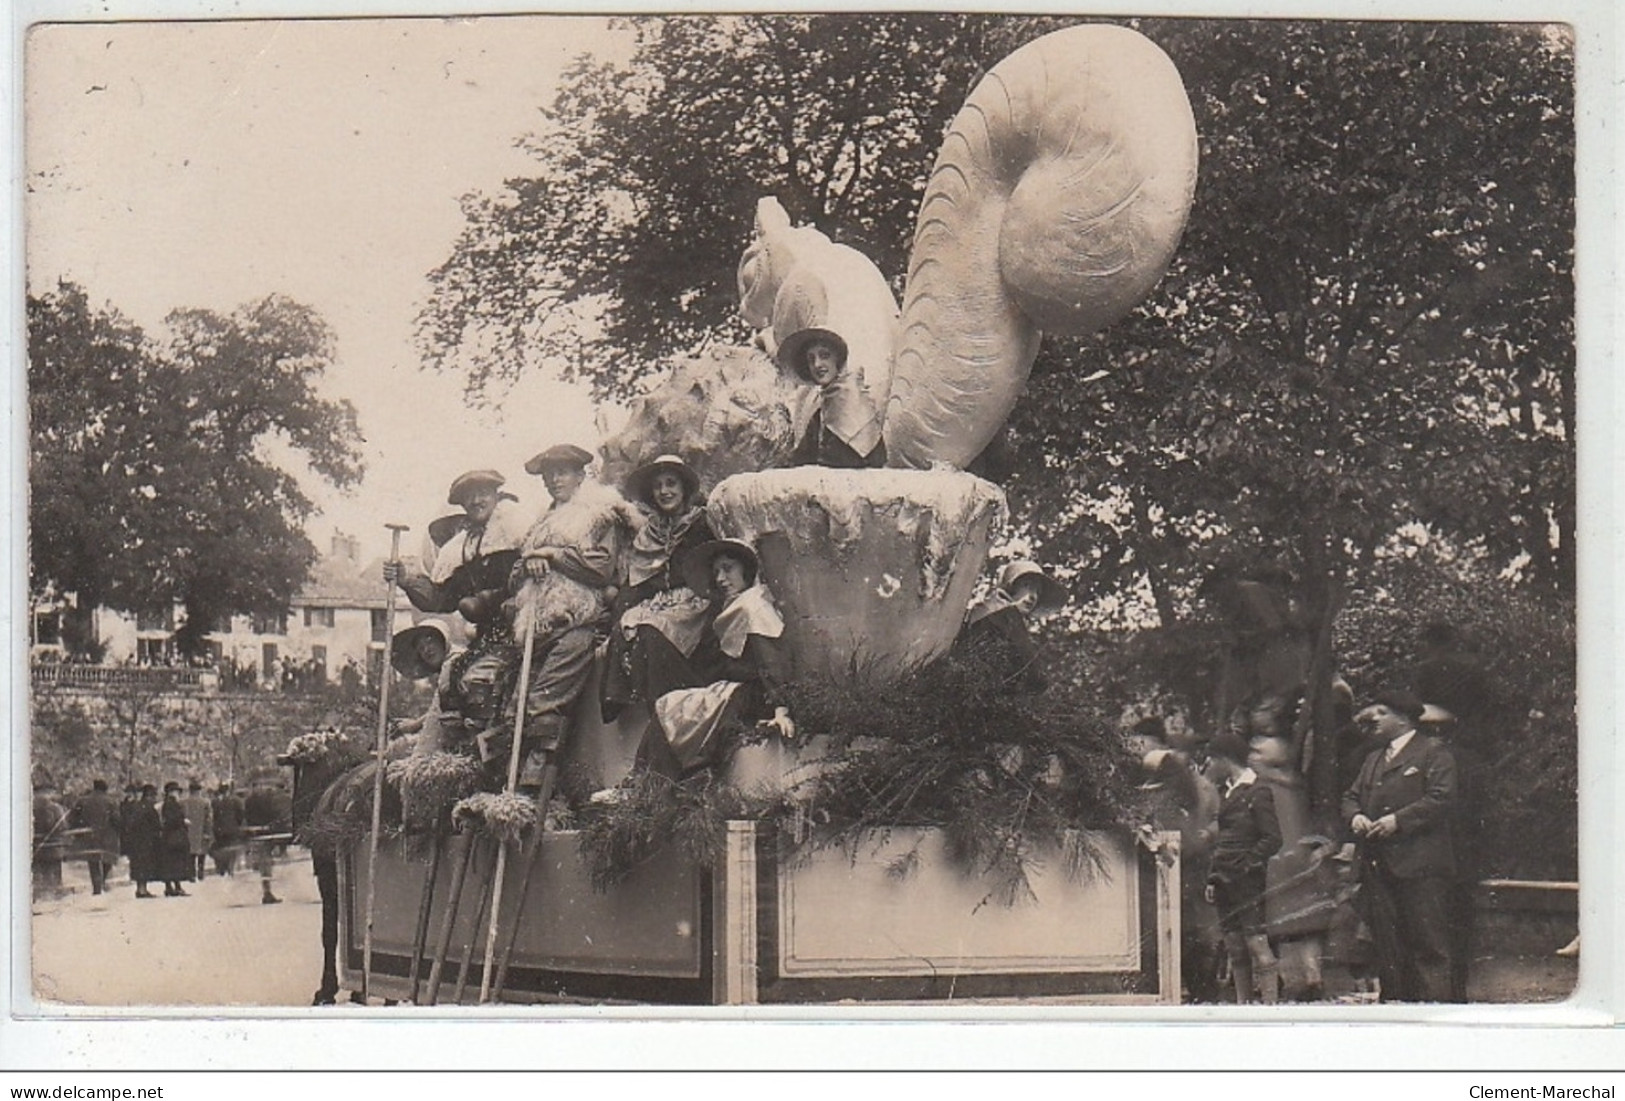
[604,539,795,786]
[599,454,715,721]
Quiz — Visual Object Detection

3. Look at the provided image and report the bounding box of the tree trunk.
[1294,560,1346,833]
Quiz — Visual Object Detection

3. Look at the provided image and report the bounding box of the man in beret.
[1341,689,1459,1002]
[384,468,530,628]
[383,469,534,760]
[494,444,639,786]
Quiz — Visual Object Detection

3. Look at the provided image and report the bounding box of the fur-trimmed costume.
[500,480,641,775]
[399,496,530,622]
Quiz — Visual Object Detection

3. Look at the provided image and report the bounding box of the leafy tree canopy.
[29,283,365,657]
[418,13,1011,403]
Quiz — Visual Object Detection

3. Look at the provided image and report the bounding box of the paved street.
[30,856,326,1008]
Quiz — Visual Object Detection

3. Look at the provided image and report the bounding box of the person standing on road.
[182,779,214,882]
[158,781,192,897]
[125,783,162,899]
[69,779,121,896]
[244,772,292,905]
[1342,689,1458,1003]
[211,782,246,876]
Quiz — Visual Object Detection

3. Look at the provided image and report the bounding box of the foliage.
[577,646,1142,901]
[775,650,1140,906]
[1003,20,1574,816]
[1012,19,1574,605]
[1335,542,1577,879]
[577,769,748,891]
[28,283,365,658]
[418,13,1008,402]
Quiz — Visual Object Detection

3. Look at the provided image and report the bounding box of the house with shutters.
[30,532,414,690]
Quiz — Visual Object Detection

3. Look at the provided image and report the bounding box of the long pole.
[422,829,475,1007]
[490,759,557,1000]
[361,522,409,1004]
[405,828,444,1005]
[476,604,539,1004]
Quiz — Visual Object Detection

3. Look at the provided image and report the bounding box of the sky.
[25,15,633,562]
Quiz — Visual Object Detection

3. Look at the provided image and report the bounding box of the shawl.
[625,504,706,589]
[817,372,884,457]
[712,583,785,660]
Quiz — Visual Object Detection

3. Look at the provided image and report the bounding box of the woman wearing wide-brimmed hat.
[600,455,716,721]
[597,538,794,791]
[778,325,887,470]
[955,559,1068,694]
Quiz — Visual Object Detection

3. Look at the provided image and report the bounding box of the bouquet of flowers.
[277,725,351,767]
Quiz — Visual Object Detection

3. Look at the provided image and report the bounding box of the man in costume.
[499,444,639,787]
[384,469,530,761]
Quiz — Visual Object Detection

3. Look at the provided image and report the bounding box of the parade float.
[330,23,1199,1006]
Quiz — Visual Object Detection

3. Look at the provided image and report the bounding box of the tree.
[418,13,1008,403]
[1006,20,1574,819]
[28,285,365,658]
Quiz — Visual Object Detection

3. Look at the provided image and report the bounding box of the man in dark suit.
[69,779,121,895]
[1342,689,1458,1003]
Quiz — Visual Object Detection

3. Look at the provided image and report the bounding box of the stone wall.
[28,680,432,793]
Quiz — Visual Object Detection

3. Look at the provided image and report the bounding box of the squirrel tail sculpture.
[884,24,1199,470]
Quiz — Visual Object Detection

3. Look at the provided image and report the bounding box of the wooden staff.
[361,521,409,1004]
[422,827,475,1007]
[454,835,498,1005]
[405,827,445,1005]
[490,759,558,1000]
[475,603,540,1004]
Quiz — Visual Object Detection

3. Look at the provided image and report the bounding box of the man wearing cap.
[385,468,529,628]
[1342,689,1459,1002]
[497,444,639,782]
[955,560,1066,694]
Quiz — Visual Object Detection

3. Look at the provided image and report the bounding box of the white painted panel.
[780,828,1141,977]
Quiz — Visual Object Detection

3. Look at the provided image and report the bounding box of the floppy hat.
[524,444,594,475]
[447,469,509,507]
[390,619,453,680]
[995,560,1068,614]
[680,538,759,597]
[626,454,701,507]
[775,327,849,383]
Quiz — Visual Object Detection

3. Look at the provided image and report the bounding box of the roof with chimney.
[294,533,392,609]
